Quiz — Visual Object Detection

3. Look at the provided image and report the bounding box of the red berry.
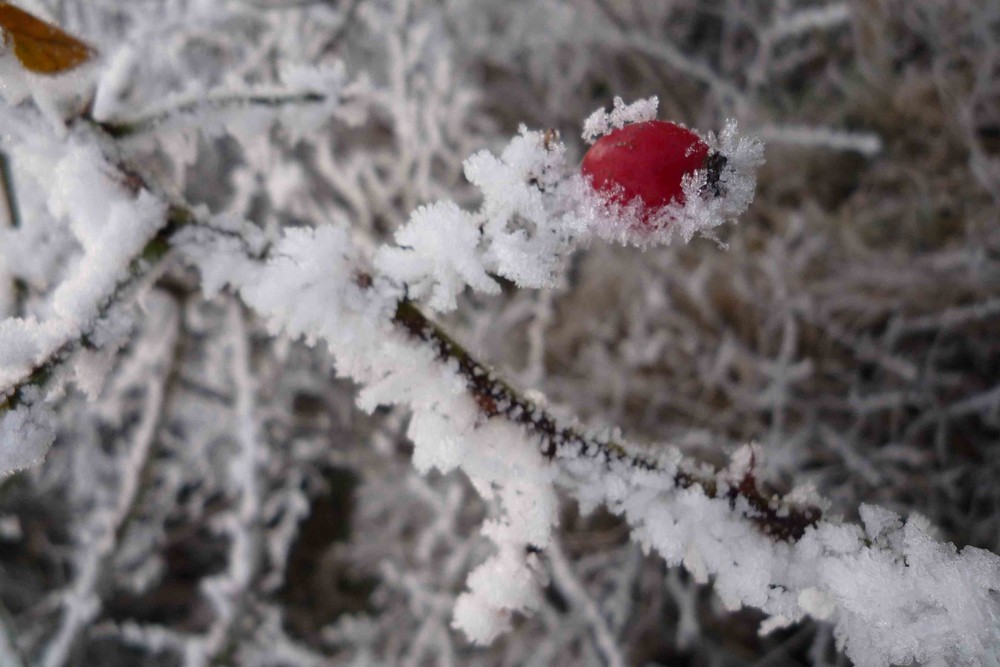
[581,121,709,216]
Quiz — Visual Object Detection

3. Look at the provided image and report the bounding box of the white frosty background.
[1,1,999,666]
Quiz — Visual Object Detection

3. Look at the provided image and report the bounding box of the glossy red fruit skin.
[581,121,709,214]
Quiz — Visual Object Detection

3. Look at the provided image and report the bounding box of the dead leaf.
[0,2,94,75]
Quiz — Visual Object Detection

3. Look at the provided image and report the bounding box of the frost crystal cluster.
[0,2,999,666]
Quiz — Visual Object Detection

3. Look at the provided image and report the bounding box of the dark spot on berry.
[703,152,728,197]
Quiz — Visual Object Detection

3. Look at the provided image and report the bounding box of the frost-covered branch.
[547,540,625,667]
[99,91,325,139]
[183,304,264,666]
[5,78,996,662]
[391,299,823,542]
[0,69,335,470]
[0,203,190,404]
[40,296,179,667]
[94,61,364,141]
[2,3,999,663]
[0,173,187,472]
[175,171,1000,665]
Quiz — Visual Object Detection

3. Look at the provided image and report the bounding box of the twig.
[98,91,327,139]
[187,303,264,666]
[0,204,192,412]
[0,110,820,546]
[0,152,21,231]
[0,151,25,318]
[392,299,822,541]
[584,1,745,108]
[40,300,180,667]
[547,540,626,667]
[0,203,821,545]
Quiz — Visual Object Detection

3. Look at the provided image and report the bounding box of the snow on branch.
[0,62,343,472]
[1,44,998,662]
[0,118,189,473]
[40,295,179,667]
[170,115,1000,661]
[390,299,822,542]
[94,62,367,141]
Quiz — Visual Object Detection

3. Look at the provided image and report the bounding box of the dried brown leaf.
[0,2,94,75]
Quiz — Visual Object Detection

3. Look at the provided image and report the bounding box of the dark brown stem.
[392,300,822,541]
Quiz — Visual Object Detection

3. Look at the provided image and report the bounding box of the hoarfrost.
[0,388,56,474]
[581,96,660,144]
[0,3,997,665]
